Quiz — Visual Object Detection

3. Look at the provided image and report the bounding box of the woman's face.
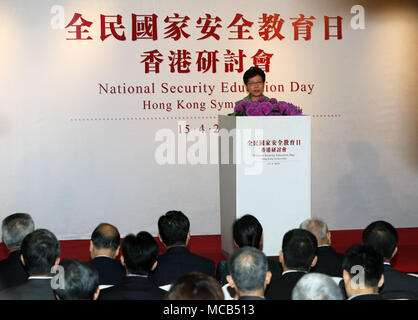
[245,74,265,100]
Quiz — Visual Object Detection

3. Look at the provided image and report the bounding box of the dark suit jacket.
[0,278,55,300]
[311,246,344,277]
[0,250,29,291]
[149,246,215,286]
[216,258,283,286]
[99,275,166,300]
[349,293,383,300]
[379,264,418,300]
[89,256,125,286]
[266,271,307,300]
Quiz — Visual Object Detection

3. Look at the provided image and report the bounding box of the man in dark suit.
[363,220,418,299]
[342,243,384,300]
[0,213,34,290]
[89,223,125,286]
[0,229,60,300]
[149,210,215,286]
[100,231,166,300]
[266,229,318,300]
[53,259,100,300]
[300,217,344,277]
[226,247,271,300]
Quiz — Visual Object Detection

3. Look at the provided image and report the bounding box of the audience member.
[300,217,344,277]
[165,272,224,300]
[0,213,34,290]
[0,229,60,300]
[216,214,282,286]
[292,273,343,300]
[226,246,271,300]
[53,259,100,300]
[362,220,418,299]
[342,243,384,300]
[266,229,318,300]
[149,211,215,286]
[100,231,166,300]
[89,223,125,286]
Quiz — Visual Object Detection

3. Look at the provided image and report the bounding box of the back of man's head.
[232,214,263,249]
[292,273,343,300]
[342,243,384,290]
[91,223,120,253]
[282,229,318,271]
[53,259,99,300]
[299,217,329,245]
[362,220,398,261]
[122,231,159,275]
[1,213,35,251]
[158,210,190,247]
[20,229,60,276]
[227,246,269,295]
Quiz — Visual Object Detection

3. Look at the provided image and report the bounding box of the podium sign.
[218,115,311,257]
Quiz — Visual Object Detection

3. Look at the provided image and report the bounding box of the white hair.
[292,273,343,300]
[299,217,329,241]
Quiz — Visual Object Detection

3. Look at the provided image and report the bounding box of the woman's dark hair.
[232,214,263,249]
[342,243,384,288]
[165,272,224,300]
[243,66,266,85]
[122,231,159,275]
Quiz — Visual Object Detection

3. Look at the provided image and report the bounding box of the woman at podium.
[235,66,269,105]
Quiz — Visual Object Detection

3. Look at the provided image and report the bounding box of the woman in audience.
[216,214,282,286]
[165,272,224,300]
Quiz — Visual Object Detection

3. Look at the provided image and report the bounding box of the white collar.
[282,270,307,275]
[127,274,148,278]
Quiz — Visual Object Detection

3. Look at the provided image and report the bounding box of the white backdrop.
[0,0,417,240]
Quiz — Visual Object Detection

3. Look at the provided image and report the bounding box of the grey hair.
[300,217,329,241]
[228,246,268,293]
[292,273,343,300]
[2,213,35,250]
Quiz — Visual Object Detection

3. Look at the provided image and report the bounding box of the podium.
[218,115,311,257]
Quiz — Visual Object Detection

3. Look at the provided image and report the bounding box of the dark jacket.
[266,271,307,300]
[99,275,166,300]
[310,246,344,277]
[0,278,55,300]
[380,264,418,300]
[89,256,125,286]
[0,250,29,291]
[149,246,215,286]
[349,293,383,300]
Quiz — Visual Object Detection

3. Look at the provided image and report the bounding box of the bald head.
[90,223,120,259]
[300,218,330,246]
